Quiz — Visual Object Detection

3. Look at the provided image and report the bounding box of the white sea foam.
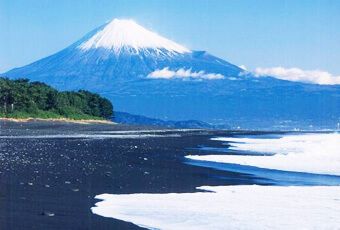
[0,134,180,139]
[97,129,202,134]
[187,133,340,176]
[92,185,340,230]
[0,128,201,139]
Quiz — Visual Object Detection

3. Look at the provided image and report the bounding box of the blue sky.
[1,0,340,75]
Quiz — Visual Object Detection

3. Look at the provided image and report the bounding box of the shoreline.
[0,123,245,229]
[0,117,115,125]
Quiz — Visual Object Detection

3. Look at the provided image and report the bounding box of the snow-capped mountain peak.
[78,19,190,54]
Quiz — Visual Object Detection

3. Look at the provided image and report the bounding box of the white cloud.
[254,67,340,85]
[147,67,224,80]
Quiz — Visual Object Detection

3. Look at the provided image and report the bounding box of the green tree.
[0,77,114,120]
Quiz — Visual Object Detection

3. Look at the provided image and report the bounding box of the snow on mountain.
[78,19,190,55]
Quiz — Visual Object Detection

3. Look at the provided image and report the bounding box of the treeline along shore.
[0,78,113,121]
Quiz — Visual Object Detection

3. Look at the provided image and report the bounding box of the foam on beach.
[187,133,340,176]
[92,185,340,230]
[0,133,181,139]
[96,129,202,134]
[89,132,340,229]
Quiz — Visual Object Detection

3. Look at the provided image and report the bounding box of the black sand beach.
[0,120,267,229]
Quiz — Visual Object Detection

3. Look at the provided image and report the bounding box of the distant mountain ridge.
[2,19,340,130]
[114,111,224,129]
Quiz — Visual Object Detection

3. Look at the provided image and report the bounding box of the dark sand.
[0,120,267,229]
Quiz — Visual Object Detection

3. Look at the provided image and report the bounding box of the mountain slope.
[2,19,340,129]
[5,19,241,87]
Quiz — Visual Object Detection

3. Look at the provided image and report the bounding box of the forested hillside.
[0,78,113,120]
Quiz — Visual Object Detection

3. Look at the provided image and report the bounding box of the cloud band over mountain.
[147,67,225,80]
[254,67,340,85]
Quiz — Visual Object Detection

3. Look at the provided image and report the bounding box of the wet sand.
[0,120,266,229]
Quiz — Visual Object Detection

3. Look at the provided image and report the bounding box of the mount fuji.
[3,19,340,129]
